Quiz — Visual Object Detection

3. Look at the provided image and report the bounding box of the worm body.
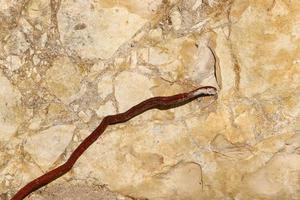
[12,86,217,200]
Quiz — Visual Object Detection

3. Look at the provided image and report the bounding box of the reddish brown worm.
[12,86,217,200]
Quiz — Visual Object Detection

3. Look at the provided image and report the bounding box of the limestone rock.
[45,56,84,104]
[97,74,114,99]
[96,101,116,118]
[58,0,147,59]
[2,0,300,199]
[114,71,154,112]
[243,153,300,199]
[129,162,205,200]
[0,72,25,140]
[24,125,75,170]
[25,0,51,28]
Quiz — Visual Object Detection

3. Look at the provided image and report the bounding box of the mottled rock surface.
[0,0,299,199]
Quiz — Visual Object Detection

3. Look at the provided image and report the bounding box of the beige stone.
[98,0,163,19]
[243,153,300,199]
[26,0,51,28]
[229,0,300,96]
[4,29,30,56]
[0,0,21,16]
[0,73,24,140]
[148,47,173,66]
[96,101,116,118]
[128,162,205,200]
[114,71,154,112]
[170,7,182,31]
[188,37,218,87]
[28,116,42,130]
[2,0,300,199]
[45,56,84,104]
[24,125,75,170]
[5,55,22,71]
[78,110,92,123]
[97,74,114,99]
[58,1,147,59]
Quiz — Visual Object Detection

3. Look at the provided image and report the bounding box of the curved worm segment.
[11,86,218,200]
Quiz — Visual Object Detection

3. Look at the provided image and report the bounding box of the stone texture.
[24,125,75,170]
[1,0,300,199]
[45,56,84,104]
[96,101,116,118]
[114,71,154,112]
[26,183,124,200]
[58,0,148,59]
[98,73,114,99]
[0,72,25,140]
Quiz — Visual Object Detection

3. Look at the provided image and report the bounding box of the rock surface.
[0,0,299,199]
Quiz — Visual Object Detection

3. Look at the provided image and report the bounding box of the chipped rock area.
[0,0,299,200]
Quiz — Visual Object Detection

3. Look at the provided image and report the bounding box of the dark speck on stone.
[74,23,87,30]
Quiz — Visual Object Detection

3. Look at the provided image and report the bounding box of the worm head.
[191,86,217,97]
